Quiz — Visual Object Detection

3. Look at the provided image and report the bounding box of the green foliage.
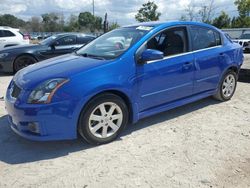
[235,0,250,17]
[233,0,250,27]
[135,1,161,22]
[109,22,120,31]
[94,16,103,30]
[78,12,103,32]
[0,14,26,28]
[42,13,60,32]
[78,12,95,27]
[213,11,231,28]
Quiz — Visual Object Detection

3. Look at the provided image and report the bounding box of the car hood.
[1,44,40,52]
[14,54,109,90]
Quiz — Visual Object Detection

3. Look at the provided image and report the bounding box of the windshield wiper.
[78,53,106,60]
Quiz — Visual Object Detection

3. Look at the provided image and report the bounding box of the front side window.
[240,33,250,39]
[191,27,222,51]
[55,36,76,46]
[76,27,150,60]
[146,27,188,57]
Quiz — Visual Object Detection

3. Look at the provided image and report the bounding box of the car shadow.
[239,69,250,83]
[0,72,13,77]
[0,97,219,165]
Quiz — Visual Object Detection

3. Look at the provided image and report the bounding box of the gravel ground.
[0,55,249,188]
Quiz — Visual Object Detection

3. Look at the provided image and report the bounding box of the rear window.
[191,26,222,51]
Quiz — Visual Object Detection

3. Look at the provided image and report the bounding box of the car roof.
[0,26,19,31]
[123,21,219,31]
[54,33,96,38]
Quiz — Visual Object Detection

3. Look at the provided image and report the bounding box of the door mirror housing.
[140,49,164,63]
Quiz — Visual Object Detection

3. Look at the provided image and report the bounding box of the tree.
[135,1,161,22]
[64,14,79,32]
[0,14,26,28]
[198,0,215,23]
[213,11,231,28]
[29,17,42,32]
[42,13,60,32]
[78,12,95,28]
[184,2,197,21]
[235,0,250,17]
[109,22,120,31]
[94,16,103,30]
[233,0,250,27]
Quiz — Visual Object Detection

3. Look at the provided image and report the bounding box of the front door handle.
[183,62,193,70]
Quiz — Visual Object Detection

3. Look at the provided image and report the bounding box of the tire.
[14,55,37,72]
[78,93,129,145]
[213,70,237,101]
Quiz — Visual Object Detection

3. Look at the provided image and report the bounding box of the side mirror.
[141,49,164,63]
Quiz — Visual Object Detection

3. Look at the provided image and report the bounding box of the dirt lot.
[0,55,249,188]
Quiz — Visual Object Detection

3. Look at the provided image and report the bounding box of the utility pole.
[92,0,95,16]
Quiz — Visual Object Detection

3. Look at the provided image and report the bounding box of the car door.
[136,26,195,112]
[1,30,18,47]
[50,35,77,57]
[190,26,224,94]
[77,36,95,48]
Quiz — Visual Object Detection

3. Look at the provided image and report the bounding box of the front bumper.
[5,84,79,141]
[0,57,14,72]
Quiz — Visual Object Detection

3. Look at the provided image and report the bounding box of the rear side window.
[0,30,3,38]
[191,27,221,51]
[77,36,95,44]
[3,30,16,37]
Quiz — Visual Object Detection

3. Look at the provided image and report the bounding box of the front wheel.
[213,70,237,101]
[14,55,37,72]
[78,93,129,145]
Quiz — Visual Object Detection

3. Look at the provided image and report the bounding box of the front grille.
[11,82,21,99]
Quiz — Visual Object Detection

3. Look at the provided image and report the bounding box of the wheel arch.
[227,66,239,74]
[79,89,134,124]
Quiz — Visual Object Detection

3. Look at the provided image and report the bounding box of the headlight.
[28,78,69,104]
[0,53,9,59]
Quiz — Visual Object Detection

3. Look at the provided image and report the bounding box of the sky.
[0,0,239,25]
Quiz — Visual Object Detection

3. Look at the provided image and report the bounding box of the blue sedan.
[5,21,244,144]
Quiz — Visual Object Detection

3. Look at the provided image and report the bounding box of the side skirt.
[138,90,216,120]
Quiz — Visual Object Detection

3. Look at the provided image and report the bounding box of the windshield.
[240,33,250,39]
[76,27,151,60]
[39,35,57,45]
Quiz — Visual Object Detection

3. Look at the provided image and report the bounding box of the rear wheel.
[78,93,129,145]
[14,55,37,72]
[213,70,237,101]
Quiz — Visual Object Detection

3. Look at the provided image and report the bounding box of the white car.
[233,33,250,53]
[0,26,29,49]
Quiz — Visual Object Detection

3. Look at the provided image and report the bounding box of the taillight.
[23,35,30,40]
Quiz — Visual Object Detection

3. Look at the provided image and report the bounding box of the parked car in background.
[0,33,95,72]
[5,21,243,145]
[0,26,29,49]
[233,33,250,52]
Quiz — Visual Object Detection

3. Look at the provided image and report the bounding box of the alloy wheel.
[222,74,236,98]
[88,102,123,138]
